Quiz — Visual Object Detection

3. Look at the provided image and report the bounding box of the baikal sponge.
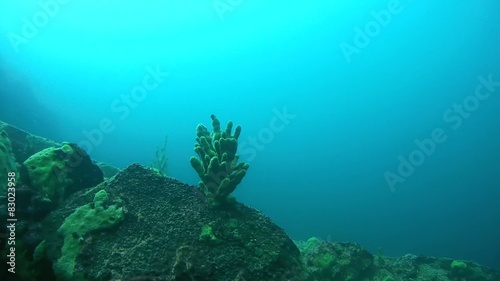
[20,142,104,210]
[53,189,124,281]
[190,114,249,207]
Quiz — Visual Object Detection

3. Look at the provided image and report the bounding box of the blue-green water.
[1,0,499,269]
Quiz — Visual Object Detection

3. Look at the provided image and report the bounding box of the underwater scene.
[0,0,499,280]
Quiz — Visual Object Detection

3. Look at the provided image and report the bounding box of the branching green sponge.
[190,115,249,207]
[54,190,124,281]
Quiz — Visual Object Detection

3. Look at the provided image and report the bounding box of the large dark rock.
[0,120,59,164]
[42,164,304,281]
[0,121,114,281]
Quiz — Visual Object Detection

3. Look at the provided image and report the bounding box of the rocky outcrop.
[42,164,304,281]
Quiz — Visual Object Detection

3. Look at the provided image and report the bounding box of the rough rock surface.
[296,237,500,281]
[0,129,19,186]
[0,120,120,178]
[43,164,304,281]
[296,237,374,281]
[375,254,500,281]
[0,120,59,164]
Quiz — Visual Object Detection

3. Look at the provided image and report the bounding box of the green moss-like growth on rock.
[190,115,249,207]
[22,143,75,204]
[296,237,374,281]
[451,260,467,270]
[199,224,218,243]
[448,259,490,281]
[20,142,104,211]
[53,189,124,281]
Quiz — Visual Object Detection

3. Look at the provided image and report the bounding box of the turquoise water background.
[1,0,499,269]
